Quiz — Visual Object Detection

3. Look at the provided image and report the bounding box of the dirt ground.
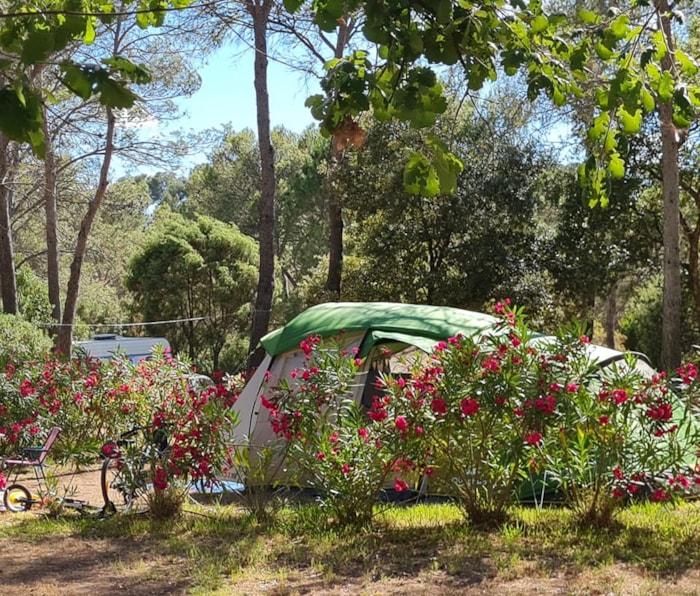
[3,471,700,595]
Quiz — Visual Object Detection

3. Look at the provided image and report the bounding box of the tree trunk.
[43,103,62,334]
[246,0,275,371]
[325,189,343,296]
[56,107,116,356]
[605,283,616,349]
[657,1,682,370]
[324,21,353,298]
[0,133,18,314]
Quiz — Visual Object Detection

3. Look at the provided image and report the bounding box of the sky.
[175,46,319,136]
[114,45,321,178]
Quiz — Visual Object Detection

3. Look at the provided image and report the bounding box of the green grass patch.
[2,500,700,593]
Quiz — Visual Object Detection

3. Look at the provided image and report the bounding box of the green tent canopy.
[260,302,501,357]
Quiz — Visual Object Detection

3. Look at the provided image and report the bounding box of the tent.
[228,302,665,492]
[229,303,502,484]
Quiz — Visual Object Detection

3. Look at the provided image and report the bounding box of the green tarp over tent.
[260,302,500,357]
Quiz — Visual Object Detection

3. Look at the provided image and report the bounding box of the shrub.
[0,314,52,370]
[262,334,427,527]
[0,348,242,516]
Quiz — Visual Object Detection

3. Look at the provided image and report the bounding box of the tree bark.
[43,102,62,334]
[325,188,343,296]
[657,1,682,370]
[324,20,353,298]
[56,107,116,356]
[246,0,275,371]
[605,284,616,349]
[0,133,18,314]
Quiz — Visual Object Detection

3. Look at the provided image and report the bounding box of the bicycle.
[3,484,99,515]
[100,425,169,514]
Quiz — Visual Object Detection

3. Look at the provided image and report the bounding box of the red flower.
[525,432,543,446]
[431,398,447,415]
[460,398,479,417]
[394,416,408,432]
[394,477,410,492]
[612,389,628,405]
[646,402,672,421]
[153,466,168,491]
[652,488,671,502]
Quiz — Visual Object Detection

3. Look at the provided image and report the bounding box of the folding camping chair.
[2,426,62,490]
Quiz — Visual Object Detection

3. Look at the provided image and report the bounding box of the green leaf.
[587,112,610,143]
[97,79,140,108]
[0,87,44,156]
[675,50,698,76]
[617,107,642,134]
[136,10,150,29]
[657,72,674,102]
[640,86,655,112]
[403,152,440,196]
[609,14,630,39]
[60,63,94,100]
[435,0,452,24]
[577,9,599,23]
[426,135,463,195]
[651,30,667,60]
[531,15,549,33]
[21,30,56,65]
[595,88,610,110]
[608,154,625,179]
[594,42,613,61]
[103,56,152,84]
[84,17,96,45]
[283,0,304,11]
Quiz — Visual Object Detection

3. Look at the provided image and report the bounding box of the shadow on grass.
[3,498,700,593]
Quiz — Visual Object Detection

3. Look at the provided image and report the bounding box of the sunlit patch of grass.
[377,502,463,528]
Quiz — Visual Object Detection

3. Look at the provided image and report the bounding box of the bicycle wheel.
[101,457,135,514]
[4,484,32,512]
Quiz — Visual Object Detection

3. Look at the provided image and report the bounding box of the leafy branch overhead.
[0,0,186,154]
[295,0,699,202]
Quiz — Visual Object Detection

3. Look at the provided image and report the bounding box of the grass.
[2,499,700,594]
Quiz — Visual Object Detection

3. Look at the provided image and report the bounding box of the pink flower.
[431,398,447,415]
[394,477,410,492]
[612,389,628,405]
[460,398,479,417]
[395,416,408,432]
[341,464,350,475]
[646,402,672,421]
[153,466,168,491]
[525,432,543,446]
[316,452,325,460]
[652,488,671,502]
[599,416,609,425]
